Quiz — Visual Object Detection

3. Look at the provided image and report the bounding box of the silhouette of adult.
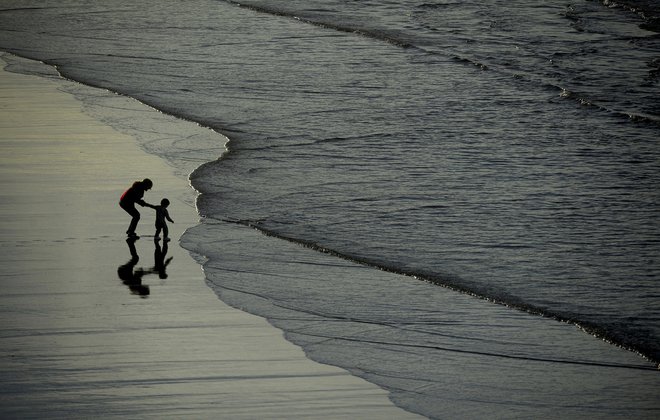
[119,178,153,238]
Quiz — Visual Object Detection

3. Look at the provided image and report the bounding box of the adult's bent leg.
[120,202,141,236]
[127,211,140,235]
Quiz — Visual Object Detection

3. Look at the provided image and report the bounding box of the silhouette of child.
[149,198,174,241]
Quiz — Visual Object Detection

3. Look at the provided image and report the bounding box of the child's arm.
[165,209,174,223]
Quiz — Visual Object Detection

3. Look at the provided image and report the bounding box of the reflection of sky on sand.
[117,238,173,297]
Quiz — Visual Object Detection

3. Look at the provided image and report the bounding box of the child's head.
[161,198,170,207]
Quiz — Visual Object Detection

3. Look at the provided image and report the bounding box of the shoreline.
[3,52,659,419]
[0,55,420,418]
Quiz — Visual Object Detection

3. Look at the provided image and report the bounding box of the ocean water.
[2,0,660,417]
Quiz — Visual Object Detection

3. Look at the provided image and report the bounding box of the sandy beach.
[0,57,420,419]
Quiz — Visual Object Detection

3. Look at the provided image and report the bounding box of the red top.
[120,181,147,206]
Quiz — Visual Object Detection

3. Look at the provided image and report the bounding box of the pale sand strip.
[0,59,420,419]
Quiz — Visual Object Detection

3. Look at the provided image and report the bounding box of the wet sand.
[0,57,420,419]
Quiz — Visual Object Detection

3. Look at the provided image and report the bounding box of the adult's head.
[142,178,153,190]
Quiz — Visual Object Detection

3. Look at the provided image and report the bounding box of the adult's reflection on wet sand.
[117,238,172,297]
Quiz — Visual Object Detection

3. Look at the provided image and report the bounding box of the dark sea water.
[2,0,660,417]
